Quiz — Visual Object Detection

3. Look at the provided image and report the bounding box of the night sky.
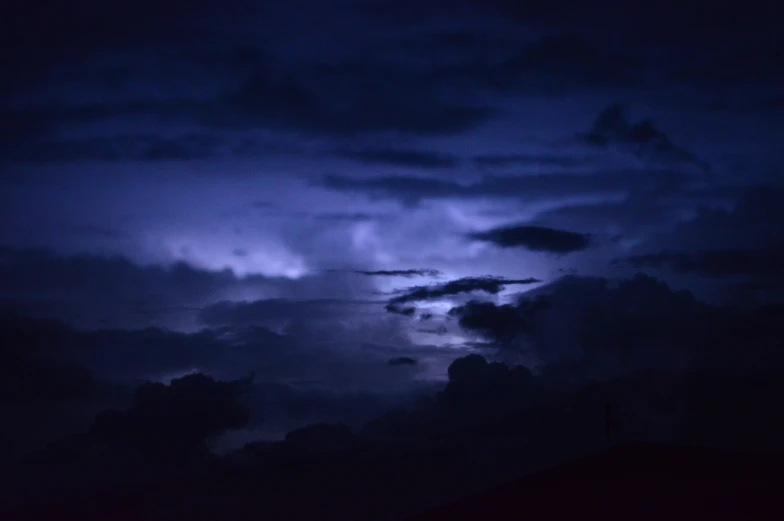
[2,0,784,455]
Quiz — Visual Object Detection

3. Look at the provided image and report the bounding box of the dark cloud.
[388,357,418,367]
[6,67,496,145]
[363,353,536,437]
[474,0,780,46]
[336,148,461,169]
[415,323,449,336]
[467,224,593,254]
[0,310,439,459]
[365,351,784,456]
[312,212,382,223]
[671,41,784,86]
[355,269,443,278]
[240,380,430,436]
[283,422,355,452]
[396,29,641,94]
[319,169,683,205]
[395,27,513,59]
[0,307,434,429]
[615,247,784,280]
[761,96,784,110]
[90,372,253,463]
[0,247,288,329]
[449,301,531,346]
[578,104,709,172]
[0,308,425,399]
[250,200,274,210]
[220,70,497,137]
[2,0,244,53]
[2,59,497,165]
[472,153,591,169]
[361,279,784,452]
[654,186,784,251]
[1,0,250,99]
[0,312,263,391]
[320,174,464,205]
[197,298,381,328]
[448,274,766,372]
[1,133,234,164]
[0,312,104,405]
[482,33,642,94]
[0,100,199,140]
[70,225,129,240]
[2,316,286,388]
[618,186,784,303]
[532,195,672,236]
[385,276,541,315]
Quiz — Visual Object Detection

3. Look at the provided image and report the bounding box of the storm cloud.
[467,225,593,254]
[3,0,784,468]
[385,276,541,315]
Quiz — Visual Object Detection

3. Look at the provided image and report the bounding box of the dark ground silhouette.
[4,442,783,520]
[408,443,784,521]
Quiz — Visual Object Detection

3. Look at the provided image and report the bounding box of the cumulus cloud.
[448,296,550,346]
[0,312,104,405]
[90,372,253,463]
[450,274,711,370]
[467,224,593,254]
[363,353,536,437]
[0,310,447,459]
[364,348,784,454]
[351,275,784,448]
